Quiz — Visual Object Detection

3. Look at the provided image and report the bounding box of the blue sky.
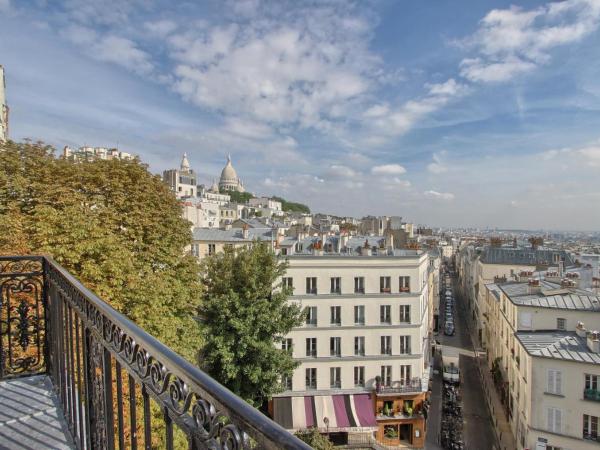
[1,0,600,230]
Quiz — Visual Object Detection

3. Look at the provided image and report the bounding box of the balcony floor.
[0,375,75,450]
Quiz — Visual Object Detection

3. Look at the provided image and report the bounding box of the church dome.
[220,155,238,182]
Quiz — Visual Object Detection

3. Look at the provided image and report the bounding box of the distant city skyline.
[1,0,600,230]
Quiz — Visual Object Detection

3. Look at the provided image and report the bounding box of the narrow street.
[427,270,498,450]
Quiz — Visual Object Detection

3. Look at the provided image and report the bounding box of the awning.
[273,394,377,431]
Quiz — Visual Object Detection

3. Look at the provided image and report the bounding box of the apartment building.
[272,247,436,448]
[484,279,600,450]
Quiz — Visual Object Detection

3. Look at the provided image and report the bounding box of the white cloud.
[426,78,466,96]
[424,190,455,200]
[459,0,600,83]
[144,20,178,38]
[578,146,600,167]
[326,165,358,179]
[427,151,448,174]
[371,164,406,175]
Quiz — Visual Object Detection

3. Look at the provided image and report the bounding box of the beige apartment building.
[272,247,437,448]
[484,278,600,450]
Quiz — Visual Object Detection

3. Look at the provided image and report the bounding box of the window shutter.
[547,408,554,431]
[555,409,562,433]
[555,371,562,395]
[547,370,555,393]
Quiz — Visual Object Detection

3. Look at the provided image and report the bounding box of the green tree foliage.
[294,428,334,450]
[0,141,201,361]
[221,189,254,204]
[272,196,311,214]
[199,242,304,406]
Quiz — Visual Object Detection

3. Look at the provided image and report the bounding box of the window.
[330,277,341,294]
[546,369,562,395]
[306,368,317,390]
[547,408,562,433]
[380,305,391,324]
[585,374,599,390]
[557,318,566,331]
[208,244,216,256]
[399,336,411,354]
[354,366,365,387]
[399,305,411,323]
[306,277,317,294]
[282,277,293,290]
[330,306,341,326]
[306,338,317,357]
[282,338,293,352]
[282,375,292,390]
[330,337,341,357]
[354,336,365,356]
[354,305,365,325]
[305,306,317,326]
[381,336,392,355]
[380,365,392,387]
[354,277,365,294]
[330,367,341,388]
[400,365,411,385]
[399,276,410,292]
[191,244,199,257]
[281,248,288,256]
[380,276,391,293]
[584,414,599,440]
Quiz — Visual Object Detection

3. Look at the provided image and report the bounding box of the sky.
[1,0,600,230]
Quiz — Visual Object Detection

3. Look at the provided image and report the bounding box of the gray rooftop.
[516,331,600,364]
[480,247,575,266]
[497,281,600,311]
[192,227,276,242]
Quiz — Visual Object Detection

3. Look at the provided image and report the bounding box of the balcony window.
[399,276,410,293]
[306,277,317,294]
[400,364,411,385]
[399,305,410,323]
[354,305,365,325]
[584,414,599,440]
[399,336,411,354]
[330,306,341,326]
[380,305,391,324]
[306,338,317,357]
[354,336,365,356]
[330,277,341,294]
[354,366,365,387]
[282,338,293,352]
[380,336,392,355]
[330,367,341,388]
[330,337,341,357]
[585,374,600,401]
[306,368,317,390]
[380,276,391,293]
[354,277,365,294]
[305,306,317,326]
[282,277,293,291]
[380,365,392,387]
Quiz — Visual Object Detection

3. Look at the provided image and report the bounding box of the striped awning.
[273,394,377,431]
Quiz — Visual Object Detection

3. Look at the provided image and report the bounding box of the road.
[427,271,498,450]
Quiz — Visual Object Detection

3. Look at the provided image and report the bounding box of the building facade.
[163,153,197,198]
[62,146,134,161]
[219,155,245,192]
[272,250,435,447]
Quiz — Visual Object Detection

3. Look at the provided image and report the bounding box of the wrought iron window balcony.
[0,256,310,450]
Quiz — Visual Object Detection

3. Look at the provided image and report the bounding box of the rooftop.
[496,281,600,311]
[516,331,600,364]
[479,246,575,266]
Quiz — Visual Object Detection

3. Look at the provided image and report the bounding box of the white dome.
[220,155,238,182]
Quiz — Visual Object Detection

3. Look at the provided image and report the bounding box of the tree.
[294,428,334,450]
[0,140,202,362]
[199,242,304,406]
[221,189,254,204]
[271,196,311,214]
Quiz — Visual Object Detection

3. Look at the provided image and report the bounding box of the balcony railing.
[584,389,600,402]
[376,379,423,394]
[0,256,310,450]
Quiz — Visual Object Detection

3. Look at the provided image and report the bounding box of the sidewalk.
[425,349,443,450]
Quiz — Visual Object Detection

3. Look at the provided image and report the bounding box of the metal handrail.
[1,255,311,450]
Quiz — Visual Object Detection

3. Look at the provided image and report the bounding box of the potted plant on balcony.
[404,403,413,416]
[383,403,392,417]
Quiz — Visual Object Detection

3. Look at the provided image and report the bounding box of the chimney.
[587,331,600,353]
[341,233,349,250]
[527,278,541,295]
[224,223,232,230]
[576,322,587,338]
[242,224,249,239]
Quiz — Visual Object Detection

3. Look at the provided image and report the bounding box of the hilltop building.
[63,146,134,162]
[219,154,245,193]
[0,65,8,142]
[163,153,197,198]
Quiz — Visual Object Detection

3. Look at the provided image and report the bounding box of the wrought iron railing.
[0,256,311,450]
